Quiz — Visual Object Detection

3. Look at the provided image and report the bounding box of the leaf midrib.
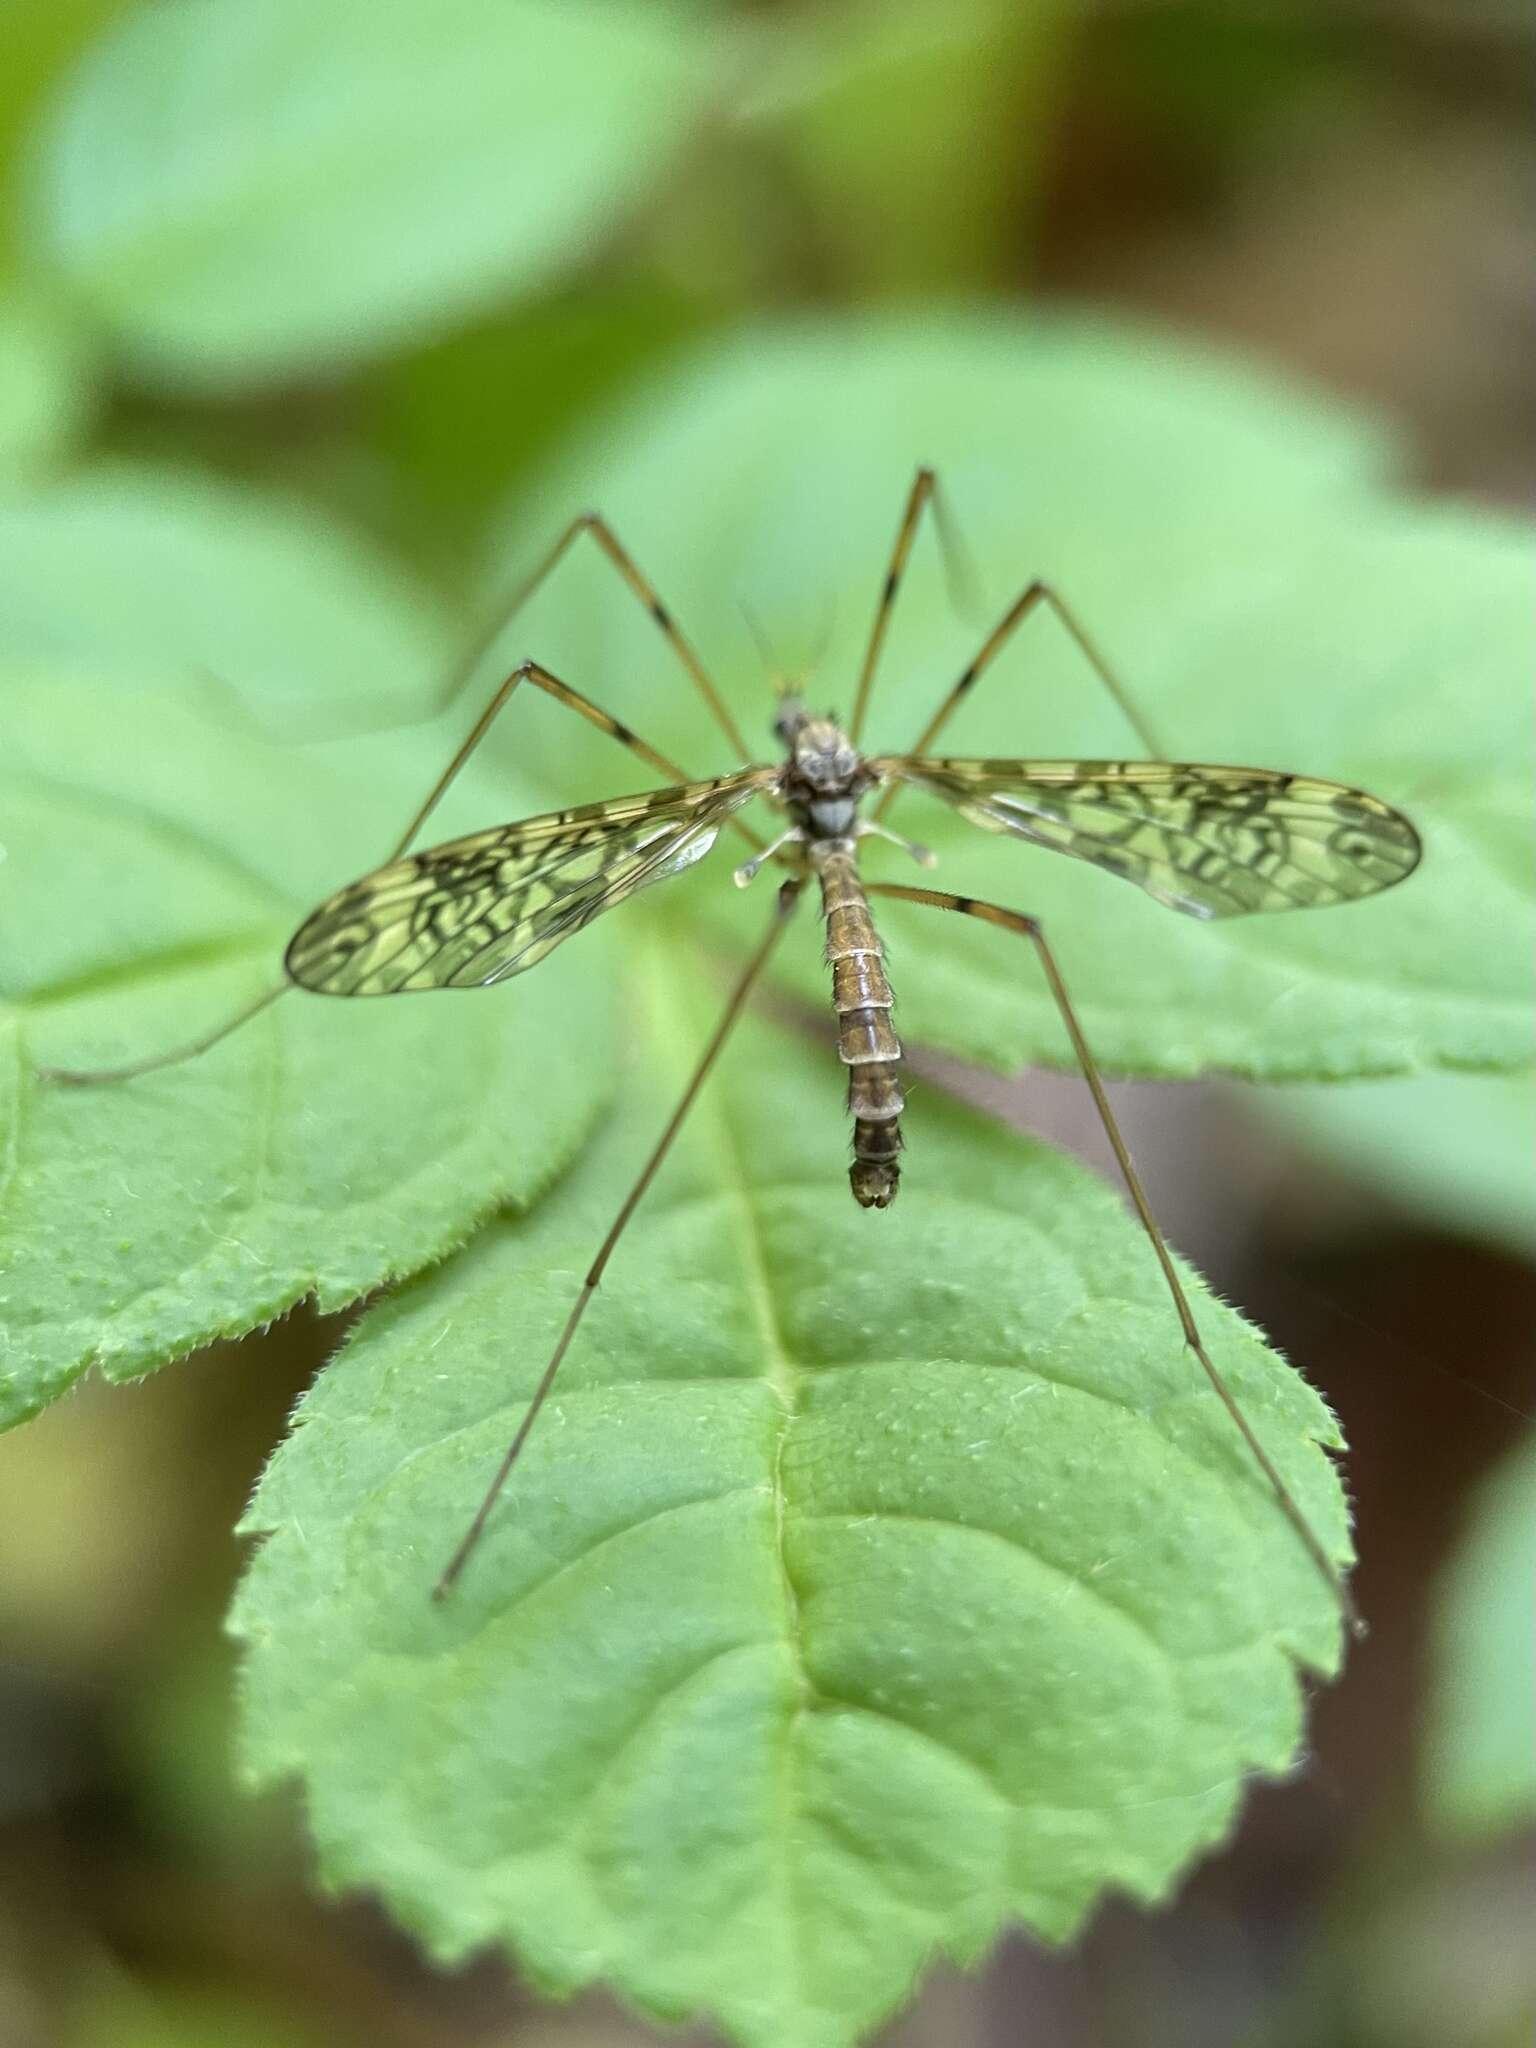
[642,943,816,2005]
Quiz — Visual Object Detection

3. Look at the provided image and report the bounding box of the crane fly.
[41,470,1422,1624]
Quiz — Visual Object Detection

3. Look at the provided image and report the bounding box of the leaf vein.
[802,1508,1180,1673]
[573,1639,772,1844]
[689,999,816,2002]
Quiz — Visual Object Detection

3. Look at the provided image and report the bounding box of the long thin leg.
[388,657,720,862]
[40,661,732,1087]
[848,466,981,748]
[39,981,290,1087]
[443,511,754,765]
[871,581,1167,827]
[434,876,806,1599]
[867,879,1358,1635]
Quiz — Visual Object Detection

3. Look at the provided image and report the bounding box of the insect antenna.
[737,594,836,705]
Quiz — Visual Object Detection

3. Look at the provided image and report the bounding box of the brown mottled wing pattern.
[870,757,1421,918]
[286,770,775,995]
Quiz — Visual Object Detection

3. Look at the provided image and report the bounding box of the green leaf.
[233,947,1348,2048]
[0,464,449,725]
[1422,1433,1536,1843]
[0,284,98,475]
[23,0,717,390]
[476,314,1531,1079]
[1261,1070,1536,1260]
[0,672,614,1425]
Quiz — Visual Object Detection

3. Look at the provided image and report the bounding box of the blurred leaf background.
[0,2,1532,2045]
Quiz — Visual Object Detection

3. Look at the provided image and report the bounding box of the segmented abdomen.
[813,843,903,1209]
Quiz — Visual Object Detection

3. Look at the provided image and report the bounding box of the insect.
[41,470,1421,1622]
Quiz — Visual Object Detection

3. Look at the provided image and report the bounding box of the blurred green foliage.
[0,283,98,473]
[24,0,716,390]
[1265,1069,1536,1261]
[0,467,447,717]
[1424,1433,1536,1844]
[0,3,1531,2046]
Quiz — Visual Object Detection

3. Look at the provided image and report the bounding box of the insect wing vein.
[286,770,774,995]
[871,757,1421,918]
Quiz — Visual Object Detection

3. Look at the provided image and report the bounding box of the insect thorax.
[774,703,873,844]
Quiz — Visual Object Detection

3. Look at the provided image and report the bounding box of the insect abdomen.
[814,846,903,1209]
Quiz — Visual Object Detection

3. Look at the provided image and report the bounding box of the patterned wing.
[870,757,1421,919]
[286,770,775,994]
